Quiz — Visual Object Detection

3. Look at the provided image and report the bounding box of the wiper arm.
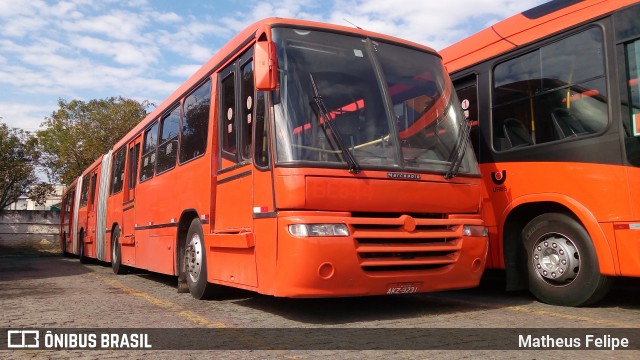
[309,73,361,174]
[444,115,472,179]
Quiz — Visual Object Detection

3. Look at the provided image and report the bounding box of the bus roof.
[111,17,438,152]
[441,0,639,73]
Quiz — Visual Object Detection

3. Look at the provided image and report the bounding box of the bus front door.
[212,51,260,288]
[121,136,141,265]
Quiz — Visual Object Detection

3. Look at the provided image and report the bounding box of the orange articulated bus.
[60,18,488,299]
[441,0,640,306]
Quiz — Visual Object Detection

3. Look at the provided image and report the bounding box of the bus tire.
[111,226,128,275]
[522,213,612,306]
[61,232,70,257]
[185,218,216,299]
[79,230,89,264]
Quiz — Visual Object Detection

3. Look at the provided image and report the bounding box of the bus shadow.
[596,277,640,310]
[0,249,92,283]
[229,273,535,325]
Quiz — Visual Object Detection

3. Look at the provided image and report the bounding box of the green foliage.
[0,123,41,210]
[37,97,151,185]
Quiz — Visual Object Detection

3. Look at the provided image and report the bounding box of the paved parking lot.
[1,245,639,359]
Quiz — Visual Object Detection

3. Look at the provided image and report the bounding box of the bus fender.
[500,193,618,276]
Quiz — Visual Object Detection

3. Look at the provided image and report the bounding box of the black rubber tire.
[79,230,89,264]
[61,232,71,257]
[523,213,612,306]
[111,226,128,275]
[185,218,217,299]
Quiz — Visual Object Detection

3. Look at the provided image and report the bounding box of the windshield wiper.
[309,73,361,174]
[444,113,472,179]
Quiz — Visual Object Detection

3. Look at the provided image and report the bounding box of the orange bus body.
[441,0,640,305]
[61,18,487,298]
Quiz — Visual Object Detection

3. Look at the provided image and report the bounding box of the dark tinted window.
[493,27,607,151]
[89,173,97,206]
[140,122,158,182]
[157,107,179,173]
[79,174,90,207]
[241,60,254,160]
[454,75,479,157]
[220,73,236,160]
[621,39,640,166]
[180,79,211,163]
[128,143,140,191]
[254,91,269,168]
[110,147,126,195]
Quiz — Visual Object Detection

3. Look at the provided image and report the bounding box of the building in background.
[5,185,65,211]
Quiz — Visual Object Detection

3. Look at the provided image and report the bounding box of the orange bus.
[441,0,640,306]
[60,18,488,299]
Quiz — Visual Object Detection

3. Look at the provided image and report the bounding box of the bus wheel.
[79,231,88,264]
[523,213,612,306]
[61,233,70,257]
[111,226,127,275]
[185,218,216,299]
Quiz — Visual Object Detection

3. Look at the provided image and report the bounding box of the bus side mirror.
[255,40,278,91]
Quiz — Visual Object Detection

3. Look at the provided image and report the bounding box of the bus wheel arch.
[523,213,612,306]
[502,201,570,291]
[79,228,88,264]
[502,201,612,306]
[61,231,70,257]
[176,210,199,293]
[111,224,127,275]
[183,217,219,299]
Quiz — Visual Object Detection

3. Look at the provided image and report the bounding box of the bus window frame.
[156,104,181,176]
[178,78,212,166]
[219,46,256,168]
[139,120,159,184]
[490,24,611,153]
[109,145,127,196]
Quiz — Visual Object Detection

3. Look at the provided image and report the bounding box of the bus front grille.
[350,215,463,273]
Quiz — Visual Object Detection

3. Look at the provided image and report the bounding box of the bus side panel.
[615,166,640,276]
[482,162,626,275]
[134,152,212,275]
[252,217,278,295]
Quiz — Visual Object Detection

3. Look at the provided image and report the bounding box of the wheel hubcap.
[186,233,203,283]
[532,234,580,286]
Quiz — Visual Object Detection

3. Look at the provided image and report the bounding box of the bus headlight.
[463,225,488,237]
[288,224,350,237]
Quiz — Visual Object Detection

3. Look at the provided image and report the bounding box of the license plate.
[386,282,421,295]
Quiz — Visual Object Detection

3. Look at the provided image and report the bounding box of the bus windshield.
[272,27,478,176]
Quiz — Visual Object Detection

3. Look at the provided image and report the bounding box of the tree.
[0,123,53,210]
[37,97,151,185]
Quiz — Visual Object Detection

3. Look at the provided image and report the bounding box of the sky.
[0,0,547,132]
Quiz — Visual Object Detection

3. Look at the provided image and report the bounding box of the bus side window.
[220,71,237,162]
[180,79,211,164]
[140,121,158,182]
[254,91,269,169]
[157,106,179,174]
[110,147,126,195]
[492,27,607,150]
[453,75,479,158]
[79,174,90,207]
[240,59,254,160]
[89,173,97,207]
[620,39,640,166]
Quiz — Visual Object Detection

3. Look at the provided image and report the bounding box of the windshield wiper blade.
[444,114,472,179]
[309,73,361,174]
